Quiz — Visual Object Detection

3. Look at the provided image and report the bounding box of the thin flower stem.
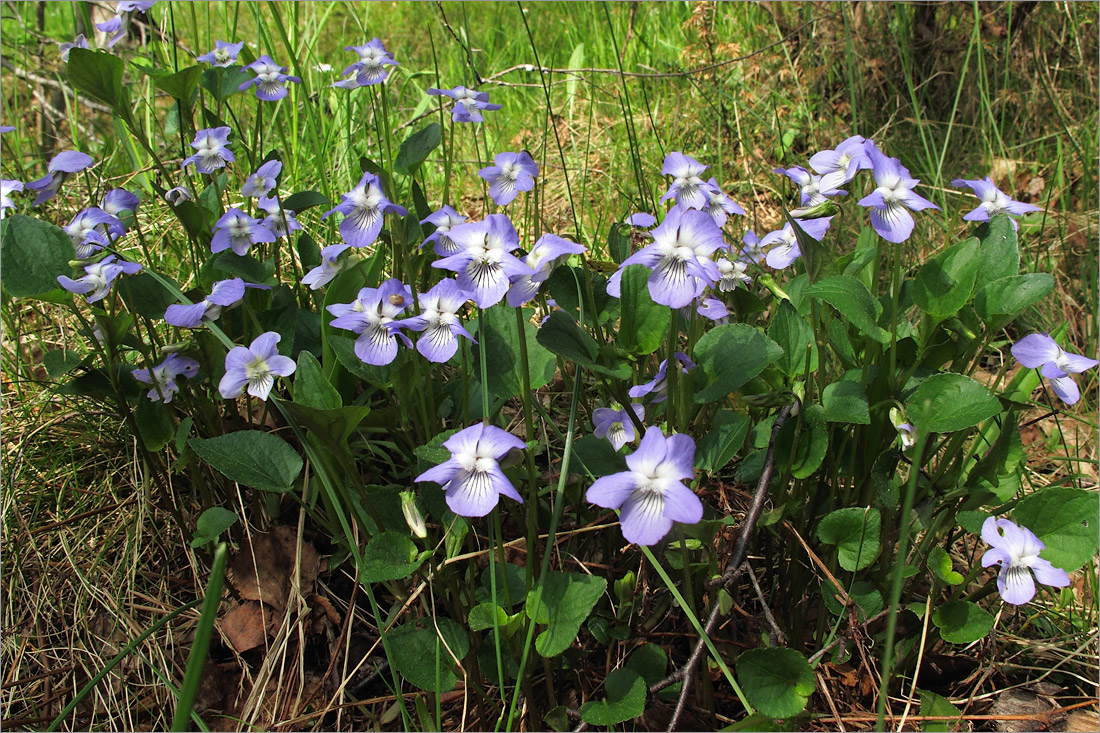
[514,306,543,584]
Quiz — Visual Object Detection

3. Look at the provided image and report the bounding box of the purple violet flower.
[629,352,695,403]
[951,177,1041,231]
[695,296,730,323]
[506,233,586,307]
[419,205,467,257]
[238,55,301,101]
[25,150,94,206]
[301,244,352,290]
[479,151,539,207]
[809,135,872,188]
[218,332,296,401]
[660,152,709,210]
[101,188,139,217]
[593,403,645,451]
[57,255,142,303]
[981,517,1070,605]
[59,34,89,62]
[257,196,301,238]
[96,15,126,48]
[1011,332,1098,405]
[241,159,282,198]
[427,86,502,123]
[132,353,198,403]
[334,39,398,87]
[701,178,746,227]
[716,257,752,291]
[625,212,657,228]
[586,426,703,546]
[164,278,247,328]
[323,172,408,248]
[1,180,23,218]
[117,1,156,13]
[197,40,244,67]
[773,165,847,206]
[739,230,766,264]
[607,207,724,309]
[392,278,476,363]
[181,127,234,174]
[210,208,276,256]
[327,279,413,366]
[858,143,940,243]
[414,423,525,517]
[432,214,532,308]
[64,207,125,258]
[761,217,833,270]
[164,186,193,206]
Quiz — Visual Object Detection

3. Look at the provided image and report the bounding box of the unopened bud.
[400,491,427,539]
[788,200,841,219]
[756,274,791,302]
[889,407,917,450]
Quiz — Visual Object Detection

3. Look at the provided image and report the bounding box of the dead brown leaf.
[221,601,271,654]
[227,526,321,614]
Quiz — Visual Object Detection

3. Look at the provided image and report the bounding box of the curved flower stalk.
[773,165,847,206]
[181,127,234,174]
[197,40,244,67]
[607,207,723,309]
[478,151,539,207]
[1011,332,1098,405]
[218,332,296,401]
[593,403,645,451]
[419,205,467,257]
[427,85,502,123]
[164,278,248,328]
[391,279,476,363]
[239,55,301,101]
[323,172,408,248]
[858,143,939,243]
[629,352,696,403]
[132,353,199,403]
[57,255,142,303]
[334,39,398,87]
[432,214,531,308]
[586,426,703,546]
[981,517,1070,605]
[327,279,413,366]
[760,216,833,270]
[25,150,94,206]
[210,208,276,256]
[506,233,587,307]
[951,177,1041,231]
[414,423,525,517]
[301,244,352,290]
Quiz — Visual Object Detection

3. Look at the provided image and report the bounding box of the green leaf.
[281,402,371,446]
[805,275,889,343]
[154,64,202,103]
[929,546,964,585]
[973,215,1019,291]
[784,211,836,283]
[201,65,253,102]
[281,190,331,213]
[906,373,1002,433]
[932,600,994,644]
[210,251,275,284]
[579,667,646,725]
[119,271,179,319]
[67,48,126,111]
[42,349,85,378]
[293,351,340,410]
[817,507,881,571]
[189,431,303,493]
[973,273,1055,325]
[468,602,509,632]
[394,122,442,175]
[191,507,239,548]
[918,689,963,732]
[525,570,607,657]
[618,264,670,355]
[822,380,871,424]
[693,324,784,403]
[821,579,883,621]
[388,617,469,692]
[787,404,829,480]
[768,301,818,377]
[912,237,981,319]
[0,215,77,298]
[358,531,428,582]
[1014,488,1099,573]
[536,311,628,378]
[736,647,816,719]
[134,398,174,452]
[569,434,628,478]
[471,304,556,399]
[695,410,751,473]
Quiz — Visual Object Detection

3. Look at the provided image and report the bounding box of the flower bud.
[400,491,427,539]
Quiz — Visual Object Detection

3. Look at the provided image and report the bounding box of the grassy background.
[2,2,1097,730]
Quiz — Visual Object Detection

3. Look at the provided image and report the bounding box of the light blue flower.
[415,423,525,517]
[218,332,296,401]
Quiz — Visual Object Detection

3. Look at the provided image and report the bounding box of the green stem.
[171,543,228,731]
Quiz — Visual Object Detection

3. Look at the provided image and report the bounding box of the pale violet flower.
[479,151,539,207]
[59,34,89,62]
[334,39,398,87]
[761,217,833,270]
[586,426,703,546]
[1011,333,1098,405]
[327,279,413,366]
[25,150,94,206]
[419,205,467,257]
[238,55,301,101]
[660,152,709,210]
[164,278,247,328]
[1,179,22,218]
[391,279,476,363]
[981,517,1070,605]
[506,233,586,307]
[257,196,301,237]
[241,159,282,198]
[701,178,746,227]
[57,255,142,303]
[301,244,352,290]
[415,423,525,517]
[323,172,408,248]
[809,135,872,188]
[64,207,124,258]
[210,208,275,256]
[858,143,940,243]
[101,188,139,217]
[132,353,199,403]
[716,257,752,292]
[629,352,695,403]
[951,177,1041,231]
[427,85,502,123]
[197,40,244,67]
[182,127,234,174]
[695,296,729,324]
[432,214,531,308]
[773,166,846,206]
[593,403,645,451]
[218,332,296,400]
